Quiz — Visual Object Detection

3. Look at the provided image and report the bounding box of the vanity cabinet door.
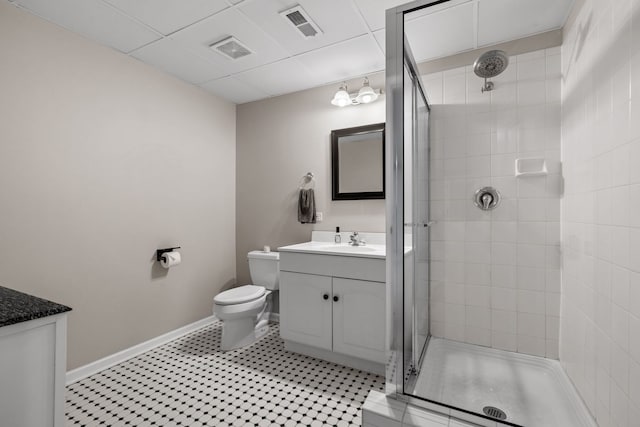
[280,271,332,351]
[332,278,385,363]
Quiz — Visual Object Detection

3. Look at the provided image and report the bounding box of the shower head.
[473,50,509,78]
[473,50,509,92]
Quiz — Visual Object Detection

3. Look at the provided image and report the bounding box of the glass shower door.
[402,64,415,379]
[391,52,431,387]
[413,79,430,371]
[403,62,431,379]
[385,1,432,395]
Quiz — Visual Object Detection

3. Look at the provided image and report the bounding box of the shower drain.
[483,406,507,421]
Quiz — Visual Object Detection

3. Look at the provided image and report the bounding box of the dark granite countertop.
[0,286,71,327]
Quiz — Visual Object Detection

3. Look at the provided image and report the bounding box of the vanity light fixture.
[331,77,381,107]
[355,77,379,104]
[330,83,351,107]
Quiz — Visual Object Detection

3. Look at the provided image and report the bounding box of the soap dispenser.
[335,227,341,243]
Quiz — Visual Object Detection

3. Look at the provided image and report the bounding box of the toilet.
[213,250,279,351]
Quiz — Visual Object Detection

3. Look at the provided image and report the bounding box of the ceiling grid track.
[7,0,576,104]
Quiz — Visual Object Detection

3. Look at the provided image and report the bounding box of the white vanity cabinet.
[0,286,71,427]
[278,247,386,374]
[280,271,333,351]
[331,277,385,362]
[0,315,68,427]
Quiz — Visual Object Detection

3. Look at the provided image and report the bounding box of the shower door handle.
[404,222,434,228]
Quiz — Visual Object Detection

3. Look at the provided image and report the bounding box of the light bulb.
[360,94,373,103]
[331,83,351,107]
[355,78,378,104]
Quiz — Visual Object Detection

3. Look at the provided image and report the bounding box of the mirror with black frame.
[330,122,385,200]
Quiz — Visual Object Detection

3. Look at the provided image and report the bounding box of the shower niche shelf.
[515,157,548,177]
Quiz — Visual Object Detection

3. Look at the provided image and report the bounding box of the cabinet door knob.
[323,293,329,300]
[333,295,339,302]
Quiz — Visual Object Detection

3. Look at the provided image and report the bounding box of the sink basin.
[318,245,378,252]
[278,241,386,259]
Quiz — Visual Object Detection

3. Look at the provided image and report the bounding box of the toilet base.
[220,317,270,351]
[215,291,273,351]
[220,317,256,350]
[255,318,269,340]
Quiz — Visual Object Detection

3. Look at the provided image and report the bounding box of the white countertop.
[278,241,386,259]
[277,231,414,259]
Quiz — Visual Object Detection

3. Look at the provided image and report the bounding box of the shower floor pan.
[413,338,596,427]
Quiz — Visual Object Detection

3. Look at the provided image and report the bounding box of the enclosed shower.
[385,1,595,426]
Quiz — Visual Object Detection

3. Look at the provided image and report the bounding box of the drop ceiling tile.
[169,7,289,75]
[131,38,226,84]
[295,35,385,83]
[200,76,268,104]
[103,0,229,36]
[235,58,325,97]
[354,0,474,31]
[238,0,369,56]
[13,0,160,53]
[477,0,574,46]
[405,1,476,63]
[352,0,414,31]
[404,0,475,22]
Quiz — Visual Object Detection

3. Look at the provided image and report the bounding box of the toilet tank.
[247,251,280,290]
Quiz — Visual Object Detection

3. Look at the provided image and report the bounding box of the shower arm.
[481,78,495,93]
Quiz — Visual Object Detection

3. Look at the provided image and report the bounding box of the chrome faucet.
[349,231,365,246]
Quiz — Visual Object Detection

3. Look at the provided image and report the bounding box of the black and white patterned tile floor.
[66,321,384,426]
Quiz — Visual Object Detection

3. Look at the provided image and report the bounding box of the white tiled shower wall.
[421,47,562,358]
[561,0,640,426]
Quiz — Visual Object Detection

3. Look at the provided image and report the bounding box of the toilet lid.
[214,285,265,306]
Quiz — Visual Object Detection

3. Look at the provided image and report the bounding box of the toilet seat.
[214,285,265,306]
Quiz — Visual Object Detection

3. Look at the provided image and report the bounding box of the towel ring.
[299,172,315,190]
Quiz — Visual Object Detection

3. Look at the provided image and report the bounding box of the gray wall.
[0,2,237,370]
[235,75,385,285]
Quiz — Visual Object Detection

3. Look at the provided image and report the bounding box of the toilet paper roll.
[160,251,181,269]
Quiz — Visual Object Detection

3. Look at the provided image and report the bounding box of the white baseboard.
[66,315,217,385]
[269,312,280,323]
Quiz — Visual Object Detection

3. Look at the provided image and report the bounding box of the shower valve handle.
[482,193,493,209]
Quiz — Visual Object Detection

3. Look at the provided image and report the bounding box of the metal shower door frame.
[385,0,444,397]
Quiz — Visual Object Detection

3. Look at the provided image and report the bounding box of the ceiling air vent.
[280,5,323,38]
[209,36,252,60]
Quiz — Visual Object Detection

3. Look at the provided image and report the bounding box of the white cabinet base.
[280,271,332,350]
[278,246,386,375]
[284,340,385,375]
[332,278,385,363]
[0,314,67,427]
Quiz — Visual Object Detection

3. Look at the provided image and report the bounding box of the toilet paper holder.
[156,247,181,262]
